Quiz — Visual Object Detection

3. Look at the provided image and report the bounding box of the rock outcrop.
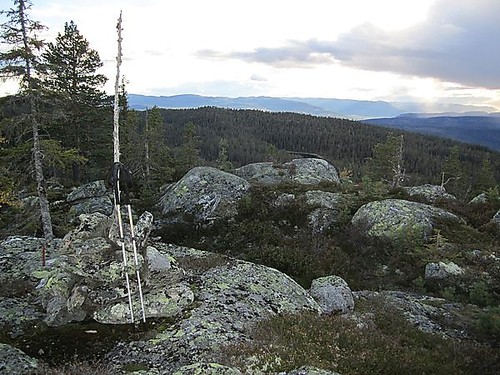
[235,158,340,185]
[158,167,251,226]
[106,244,321,373]
[351,199,461,243]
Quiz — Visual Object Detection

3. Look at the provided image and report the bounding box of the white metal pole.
[127,204,146,322]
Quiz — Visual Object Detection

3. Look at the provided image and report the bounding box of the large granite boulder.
[235,158,340,185]
[403,184,456,203]
[66,180,113,216]
[0,343,38,375]
[159,167,250,226]
[106,244,321,373]
[351,199,461,243]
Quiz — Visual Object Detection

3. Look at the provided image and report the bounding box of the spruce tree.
[41,20,109,182]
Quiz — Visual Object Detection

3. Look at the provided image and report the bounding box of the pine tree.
[216,137,233,171]
[442,145,468,199]
[0,0,54,239]
[367,133,406,188]
[176,121,201,177]
[476,154,496,193]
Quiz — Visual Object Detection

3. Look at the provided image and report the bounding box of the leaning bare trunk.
[31,108,54,240]
[19,0,53,240]
[113,11,123,164]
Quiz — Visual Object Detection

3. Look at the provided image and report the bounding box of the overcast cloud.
[200,0,500,89]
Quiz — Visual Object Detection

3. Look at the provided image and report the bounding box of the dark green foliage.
[40,20,111,183]
[221,297,500,374]
[365,132,405,187]
[476,306,500,345]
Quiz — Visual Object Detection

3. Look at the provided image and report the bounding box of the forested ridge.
[152,106,500,186]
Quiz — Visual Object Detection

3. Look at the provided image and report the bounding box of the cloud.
[201,0,500,89]
[250,74,268,82]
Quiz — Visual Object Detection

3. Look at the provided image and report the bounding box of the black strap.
[109,162,132,205]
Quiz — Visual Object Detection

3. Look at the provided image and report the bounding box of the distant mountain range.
[128,94,498,119]
[128,94,500,151]
[364,114,500,152]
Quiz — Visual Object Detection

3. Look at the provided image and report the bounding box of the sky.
[1,0,500,111]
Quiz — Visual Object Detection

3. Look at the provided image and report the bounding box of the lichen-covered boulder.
[403,184,456,203]
[424,262,464,280]
[0,236,63,297]
[305,190,346,233]
[159,167,250,225]
[492,210,500,227]
[235,158,340,185]
[93,283,194,324]
[108,210,154,249]
[106,245,321,372]
[67,180,113,216]
[62,212,111,243]
[172,363,242,375]
[353,290,471,339]
[309,275,354,314]
[351,199,461,243]
[0,343,38,375]
[67,180,107,202]
[287,367,341,375]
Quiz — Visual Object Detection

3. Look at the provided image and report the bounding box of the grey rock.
[469,192,488,204]
[353,290,471,339]
[94,283,194,324]
[71,195,113,216]
[108,210,153,250]
[403,184,456,203]
[235,158,340,185]
[0,343,38,375]
[159,167,251,225]
[66,180,107,202]
[492,209,500,227]
[62,212,111,243]
[0,236,63,297]
[351,199,461,243]
[106,248,320,371]
[146,246,173,272]
[309,275,354,314]
[424,262,464,280]
[172,363,242,375]
[305,191,345,233]
[287,366,341,375]
[0,298,45,338]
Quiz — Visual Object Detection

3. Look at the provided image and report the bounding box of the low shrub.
[220,297,500,374]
